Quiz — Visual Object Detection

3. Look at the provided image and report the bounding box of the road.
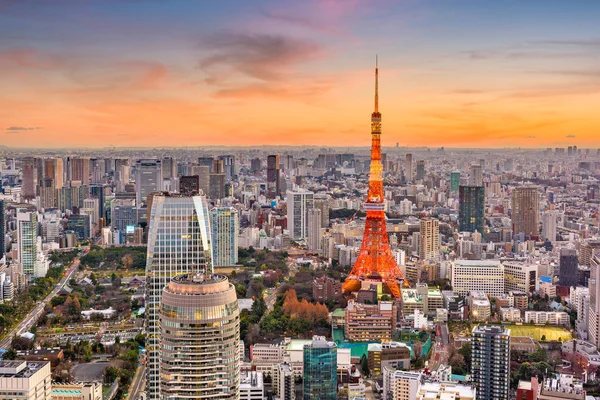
[0,258,80,350]
[128,364,146,400]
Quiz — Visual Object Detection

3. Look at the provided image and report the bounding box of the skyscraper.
[303,336,337,400]
[135,159,162,206]
[161,157,176,180]
[559,248,579,288]
[69,157,90,186]
[21,157,37,200]
[469,163,483,186]
[471,325,510,400]
[450,171,461,193]
[210,159,226,199]
[307,208,322,252]
[343,61,404,297]
[405,153,414,182]
[210,207,239,267]
[0,200,5,261]
[160,273,240,399]
[511,186,540,239]
[588,256,600,348]
[419,218,440,262]
[459,185,485,233]
[542,209,559,241]
[44,158,64,189]
[219,155,235,182]
[416,160,425,181]
[267,155,281,198]
[179,175,200,196]
[17,210,38,281]
[287,190,314,240]
[145,193,212,399]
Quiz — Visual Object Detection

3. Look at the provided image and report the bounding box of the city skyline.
[2,0,600,149]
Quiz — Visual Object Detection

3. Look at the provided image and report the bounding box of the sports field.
[508,325,572,342]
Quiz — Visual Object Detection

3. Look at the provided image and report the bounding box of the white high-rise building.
[503,262,538,294]
[383,367,421,400]
[17,209,38,282]
[542,209,559,241]
[405,154,414,182]
[469,163,483,186]
[588,256,600,348]
[451,260,505,297]
[145,193,212,400]
[210,207,240,267]
[419,218,440,262]
[135,159,162,206]
[286,190,314,240]
[307,208,322,252]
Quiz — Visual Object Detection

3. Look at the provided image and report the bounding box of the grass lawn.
[508,324,572,342]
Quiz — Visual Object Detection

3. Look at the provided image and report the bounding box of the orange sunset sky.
[1,0,599,149]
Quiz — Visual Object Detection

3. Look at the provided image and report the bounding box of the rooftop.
[0,361,48,378]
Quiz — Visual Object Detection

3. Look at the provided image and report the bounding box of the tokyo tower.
[342,59,406,298]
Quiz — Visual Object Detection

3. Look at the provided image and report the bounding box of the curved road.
[0,258,79,350]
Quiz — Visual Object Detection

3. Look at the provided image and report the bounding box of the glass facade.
[472,325,510,400]
[210,207,239,267]
[303,337,337,400]
[17,211,38,281]
[145,194,212,400]
[458,185,485,233]
[160,274,240,400]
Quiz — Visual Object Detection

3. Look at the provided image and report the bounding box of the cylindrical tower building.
[160,273,240,399]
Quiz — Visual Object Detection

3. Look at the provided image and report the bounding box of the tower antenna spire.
[375,55,379,112]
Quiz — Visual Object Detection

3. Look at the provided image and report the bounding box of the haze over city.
[2,0,600,148]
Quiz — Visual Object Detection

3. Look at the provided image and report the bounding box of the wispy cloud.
[198,32,323,83]
[566,134,576,138]
[5,126,42,131]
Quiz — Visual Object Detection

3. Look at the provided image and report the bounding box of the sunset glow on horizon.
[2,0,600,149]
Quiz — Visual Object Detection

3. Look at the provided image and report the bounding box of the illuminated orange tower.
[342,59,405,298]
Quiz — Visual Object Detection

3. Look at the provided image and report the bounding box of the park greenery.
[80,245,146,270]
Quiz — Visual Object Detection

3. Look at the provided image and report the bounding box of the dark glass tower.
[472,325,510,400]
[459,185,485,233]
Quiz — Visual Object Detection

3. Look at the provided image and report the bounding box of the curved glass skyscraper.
[145,193,212,399]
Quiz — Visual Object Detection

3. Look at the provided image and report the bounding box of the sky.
[1,0,599,149]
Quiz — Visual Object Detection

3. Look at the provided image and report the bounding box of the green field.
[508,325,572,342]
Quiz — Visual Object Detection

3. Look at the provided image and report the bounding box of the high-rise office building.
[511,186,540,239]
[210,207,239,267]
[451,260,505,297]
[0,200,4,260]
[303,336,337,400]
[69,157,90,186]
[250,158,262,173]
[111,199,137,237]
[135,159,162,206]
[542,209,559,241]
[459,185,485,233]
[471,325,510,400]
[219,155,235,182]
[267,155,281,198]
[313,197,330,228]
[405,153,414,182]
[469,163,483,186]
[66,214,91,241]
[145,193,212,400]
[307,208,322,252]
[89,184,106,222]
[198,156,214,171]
[90,158,104,184]
[416,160,425,181]
[161,157,176,180]
[503,262,538,294]
[450,171,461,193]
[44,158,64,189]
[160,273,240,399]
[17,210,38,281]
[179,175,200,196]
[588,256,600,348]
[419,218,439,262]
[22,157,37,200]
[559,248,579,288]
[287,190,314,240]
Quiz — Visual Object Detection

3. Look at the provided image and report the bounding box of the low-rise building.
[368,342,411,375]
[0,360,52,400]
[345,300,397,342]
[538,375,585,399]
[312,276,341,303]
[80,307,116,320]
[469,291,490,321]
[51,382,102,400]
[382,367,421,400]
[500,307,521,322]
[524,311,570,326]
[239,371,264,400]
[416,382,476,399]
[511,336,537,354]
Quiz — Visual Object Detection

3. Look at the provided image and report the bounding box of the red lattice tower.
[342,59,406,298]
